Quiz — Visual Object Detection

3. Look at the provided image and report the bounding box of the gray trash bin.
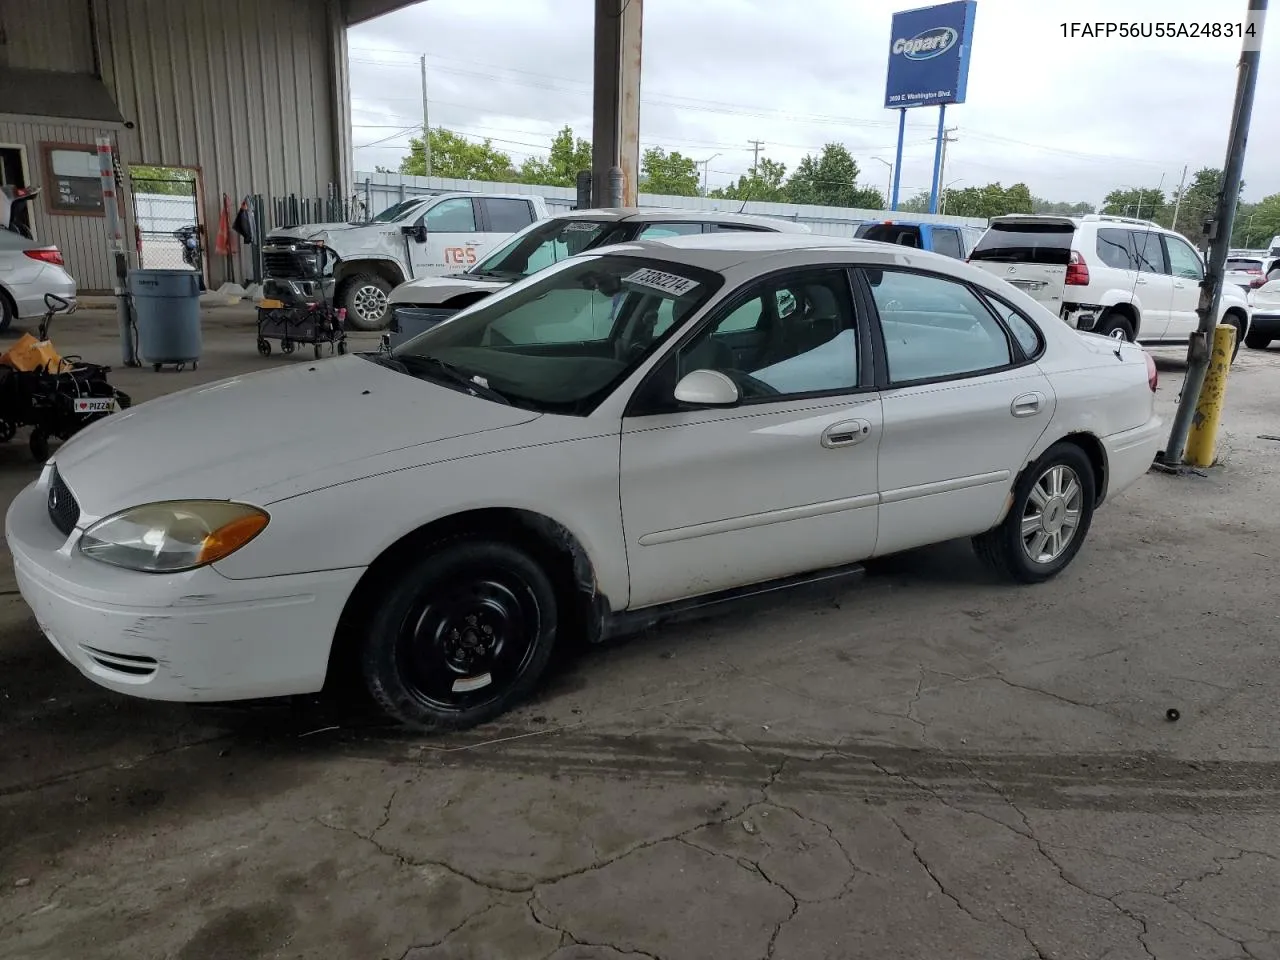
[128,269,202,371]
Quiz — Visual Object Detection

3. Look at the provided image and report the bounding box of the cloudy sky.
[349,0,1278,206]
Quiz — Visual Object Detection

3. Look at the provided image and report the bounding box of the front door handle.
[821,419,872,449]
[1135,276,1148,285]
[1011,392,1044,418]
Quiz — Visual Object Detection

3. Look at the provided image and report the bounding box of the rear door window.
[932,228,963,259]
[969,222,1074,265]
[480,198,535,232]
[1130,230,1167,274]
[1095,228,1136,270]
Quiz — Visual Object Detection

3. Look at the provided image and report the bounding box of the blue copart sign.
[883,1,977,109]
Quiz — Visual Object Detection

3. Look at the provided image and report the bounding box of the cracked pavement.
[2,313,1280,960]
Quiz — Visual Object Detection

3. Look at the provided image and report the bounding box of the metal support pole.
[591,0,643,207]
[420,55,432,178]
[95,137,138,367]
[1159,0,1266,470]
[928,104,947,214]
[890,109,906,211]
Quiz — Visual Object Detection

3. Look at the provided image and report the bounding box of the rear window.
[1226,258,1263,272]
[969,222,1074,265]
[856,224,924,248]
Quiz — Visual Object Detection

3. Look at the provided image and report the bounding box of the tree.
[1169,167,1249,239]
[640,147,701,196]
[1101,186,1167,222]
[518,126,592,188]
[1032,197,1096,216]
[785,143,881,208]
[711,156,789,202]
[1238,193,1280,249]
[130,165,196,197]
[398,128,516,181]
[897,190,932,214]
[941,181,1035,219]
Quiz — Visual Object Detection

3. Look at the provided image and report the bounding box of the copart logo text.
[892,26,959,60]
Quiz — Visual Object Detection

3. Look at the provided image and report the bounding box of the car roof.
[589,231,938,271]
[557,207,810,232]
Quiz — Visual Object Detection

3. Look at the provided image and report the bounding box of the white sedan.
[6,234,1163,731]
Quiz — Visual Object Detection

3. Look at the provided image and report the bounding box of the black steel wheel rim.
[395,567,542,712]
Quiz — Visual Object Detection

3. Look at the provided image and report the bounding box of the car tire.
[1224,315,1246,363]
[1094,311,1135,342]
[1244,330,1271,350]
[0,290,15,334]
[361,537,559,731]
[972,442,1097,584]
[340,274,393,331]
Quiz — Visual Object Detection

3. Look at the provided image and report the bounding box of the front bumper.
[1248,312,1280,337]
[5,469,363,702]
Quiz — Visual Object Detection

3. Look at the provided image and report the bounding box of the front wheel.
[361,539,559,731]
[973,442,1097,584]
[340,274,394,331]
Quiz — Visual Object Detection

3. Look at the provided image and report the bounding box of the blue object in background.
[883,1,978,110]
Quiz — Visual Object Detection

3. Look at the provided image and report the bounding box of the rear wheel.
[973,442,1097,584]
[1224,315,1246,363]
[341,274,394,331]
[361,538,559,731]
[1095,311,1135,342]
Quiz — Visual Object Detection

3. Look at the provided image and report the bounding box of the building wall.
[2,0,351,291]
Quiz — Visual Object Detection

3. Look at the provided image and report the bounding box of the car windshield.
[392,253,722,414]
[468,218,614,280]
[370,198,431,223]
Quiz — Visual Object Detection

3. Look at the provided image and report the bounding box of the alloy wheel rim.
[1021,464,1084,564]
[353,285,388,324]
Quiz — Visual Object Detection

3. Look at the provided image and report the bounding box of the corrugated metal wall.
[0,0,97,72]
[95,0,345,287]
[0,118,118,290]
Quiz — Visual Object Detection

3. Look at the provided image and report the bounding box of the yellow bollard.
[1184,323,1236,467]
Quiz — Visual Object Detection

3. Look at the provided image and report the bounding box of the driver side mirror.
[674,369,740,407]
[401,219,427,244]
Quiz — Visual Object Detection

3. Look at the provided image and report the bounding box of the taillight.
[23,247,64,266]
[1065,250,1090,286]
[1250,276,1266,288]
[1144,350,1158,392]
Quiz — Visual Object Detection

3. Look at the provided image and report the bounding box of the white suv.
[969,214,1252,360]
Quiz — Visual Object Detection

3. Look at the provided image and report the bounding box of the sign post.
[96,137,139,367]
[883,1,977,212]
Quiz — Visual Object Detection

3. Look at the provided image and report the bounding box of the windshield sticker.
[564,221,600,232]
[623,268,700,297]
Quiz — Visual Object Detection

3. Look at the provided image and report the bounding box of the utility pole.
[748,140,764,177]
[420,54,432,178]
[1170,163,1189,230]
[930,125,957,214]
[1159,0,1266,471]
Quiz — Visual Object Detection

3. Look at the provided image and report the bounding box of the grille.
[47,467,80,536]
[263,248,322,280]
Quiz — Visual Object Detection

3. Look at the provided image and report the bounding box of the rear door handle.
[821,419,872,449]
[1011,392,1044,418]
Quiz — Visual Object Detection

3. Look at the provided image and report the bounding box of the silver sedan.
[0,231,77,333]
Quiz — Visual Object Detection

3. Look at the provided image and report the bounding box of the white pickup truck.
[263,192,550,329]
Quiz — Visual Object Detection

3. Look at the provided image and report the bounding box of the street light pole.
[871,157,893,208]
[699,153,721,196]
[1159,0,1266,470]
[941,177,963,215]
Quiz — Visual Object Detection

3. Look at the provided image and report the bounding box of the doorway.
[1,145,32,236]
[130,164,205,288]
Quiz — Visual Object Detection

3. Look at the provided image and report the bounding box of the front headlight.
[79,501,269,573]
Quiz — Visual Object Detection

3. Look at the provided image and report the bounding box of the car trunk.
[968,218,1074,315]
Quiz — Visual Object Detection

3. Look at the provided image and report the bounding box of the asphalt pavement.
[1,307,1278,960]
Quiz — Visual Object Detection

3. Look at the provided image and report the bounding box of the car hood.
[51,355,540,517]
[388,274,508,305]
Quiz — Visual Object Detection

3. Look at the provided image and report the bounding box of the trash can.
[128,269,202,371]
